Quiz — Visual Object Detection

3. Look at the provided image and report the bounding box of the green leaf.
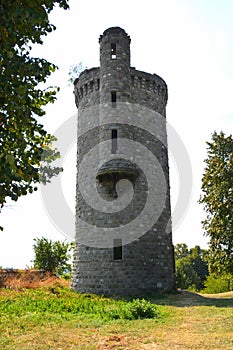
[0,0,68,212]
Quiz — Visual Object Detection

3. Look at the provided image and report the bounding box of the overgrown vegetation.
[0,286,160,322]
[0,286,232,349]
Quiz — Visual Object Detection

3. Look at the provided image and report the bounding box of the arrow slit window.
[111,129,117,154]
[111,43,117,59]
[111,91,117,108]
[113,239,122,260]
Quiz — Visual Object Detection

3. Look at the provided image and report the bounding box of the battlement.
[74,66,167,114]
[74,67,100,108]
[74,26,167,114]
[130,68,168,103]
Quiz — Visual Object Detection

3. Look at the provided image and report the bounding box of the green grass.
[0,287,232,349]
[0,285,161,323]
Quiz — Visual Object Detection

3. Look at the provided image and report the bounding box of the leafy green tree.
[190,245,209,287]
[175,244,208,290]
[174,243,189,260]
[0,0,69,214]
[33,237,73,276]
[176,256,199,290]
[199,131,233,275]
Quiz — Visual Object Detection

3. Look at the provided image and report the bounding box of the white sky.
[1,0,233,268]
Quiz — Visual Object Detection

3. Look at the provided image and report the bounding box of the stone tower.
[71,27,175,295]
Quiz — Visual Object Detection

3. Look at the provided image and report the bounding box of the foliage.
[122,298,159,320]
[0,287,161,322]
[33,237,73,275]
[199,131,233,275]
[0,0,69,214]
[202,273,233,294]
[175,244,208,291]
[68,61,87,85]
[174,243,189,260]
[176,257,201,290]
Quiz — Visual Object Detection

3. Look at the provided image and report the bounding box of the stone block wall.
[71,27,175,295]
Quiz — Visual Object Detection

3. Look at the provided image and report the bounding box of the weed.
[121,298,159,320]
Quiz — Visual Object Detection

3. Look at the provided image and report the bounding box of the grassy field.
[0,284,232,350]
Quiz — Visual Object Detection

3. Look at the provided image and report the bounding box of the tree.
[0,0,69,214]
[175,244,208,290]
[176,256,201,290]
[199,131,233,275]
[174,243,189,260]
[189,245,209,288]
[33,237,73,276]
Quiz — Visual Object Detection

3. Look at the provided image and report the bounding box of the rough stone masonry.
[71,27,175,295]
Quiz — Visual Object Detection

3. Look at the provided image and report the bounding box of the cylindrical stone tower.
[71,27,175,295]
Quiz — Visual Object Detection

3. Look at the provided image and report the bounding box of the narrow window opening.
[97,79,100,90]
[111,91,117,108]
[138,77,142,87]
[111,129,117,154]
[90,80,94,91]
[111,43,117,59]
[131,75,135,86]
[113,239,122,260]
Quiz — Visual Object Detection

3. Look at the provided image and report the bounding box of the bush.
[122,298,159,320]
[202,273,233,294]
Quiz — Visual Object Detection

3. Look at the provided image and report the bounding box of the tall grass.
[0,285,161,323]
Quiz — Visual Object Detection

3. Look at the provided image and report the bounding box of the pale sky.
[1,0,233,268]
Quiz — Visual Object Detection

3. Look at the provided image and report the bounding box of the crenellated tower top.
[74,27,167,114]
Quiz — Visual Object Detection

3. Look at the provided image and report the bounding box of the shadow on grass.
[145,290,233,308]
[79,289,233,308]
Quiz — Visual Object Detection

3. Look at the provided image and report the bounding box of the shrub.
[202,273,233,294]
[122,298,159,320]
